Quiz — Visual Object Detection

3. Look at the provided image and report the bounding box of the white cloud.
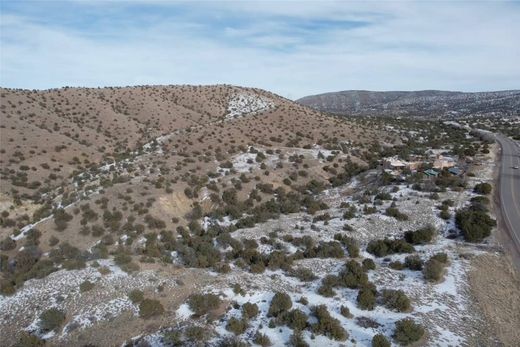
[0,2,519,98]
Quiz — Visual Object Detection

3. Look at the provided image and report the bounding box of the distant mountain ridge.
[297,89,520,118]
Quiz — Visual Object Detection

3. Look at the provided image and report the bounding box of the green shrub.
[372,333,391,347]
[185,326,208,342]
[404,255,423,271]
[389,261,405,270]
[39,308,66,332]
[404,225,435,245]
[79,280,95,292]
[253,331,272,347]
[0,237,16,251]
[291,267,317,282]
[268,292,292,317]
[13,332,45,347]
[188,293,221,316]
[338,260,368,289]
[242,302,259,319]
[366,239,414,257]
[317,283,336,297]
[439,210,451,220]
[393,318,425,345]
[289,330,309,347]
[0,279,15,296]
[456,208,496,242]
[381,289,411,312]
[139,298,164,319]
[226,317,248,335]
[311,305,348,341]
[162,330,182,346]
[423,259,444,282]
[474,182,492,195]
[431,252,449,264]
[334,234,360,257]
[284,309,308,330]
[340,305,352,318]
[362,258,376,271]
[357,286,377,310]
[385,207,409,221]
[128,289,144,304]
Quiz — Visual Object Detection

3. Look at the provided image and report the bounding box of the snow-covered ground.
[226,92,274,119]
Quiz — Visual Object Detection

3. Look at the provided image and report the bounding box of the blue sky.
[1,1,519,99]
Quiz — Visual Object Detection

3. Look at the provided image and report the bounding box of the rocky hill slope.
[297,90,520,118]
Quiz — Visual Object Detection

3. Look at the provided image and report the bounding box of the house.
[424,169,439,177]
[383,156,422,171]
[433,155,456,170]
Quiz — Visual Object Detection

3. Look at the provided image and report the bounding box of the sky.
[0,0,519,99]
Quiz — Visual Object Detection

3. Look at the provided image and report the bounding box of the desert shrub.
[362,258,376,271]
[366,239,414,257]
[311,305,348,341]
[389,261,405,270]
[381,289,411,312]
[422,258,444,282]
[431,252,449,264]
[218,336,249,347]
[284,309,309,330]
[404,225,435,245]
[439,210,451,220]
[0,279,15,296]
[334,234,360,257]
[470,196,489,205]
[128,289,144,304]
[226,317,248,335]
[139,298,165,319]
[242,302,259,319]
[288,330,309,347]
[456,208,495,242]
[162,330,182,346]
[375,192,392,200]
[53,208,73,231]
[385,206,409,221]
[268,292,292,317]
[253,331,272,347]
[357,285,377,310]
[0,237,16,251]
[317,281,336,297]
[188,293,221,316]
[340,305,352,318]
[474,182,492,195]
[79,280,95,292]
[13,332,45,347]
[312,241,345,258]
[49,236,59,246]
[404,255,423,271]
[393,318,425,345]
[372,333,391,347]
[291,267,317,282]
[185,326,209,342]
[366,239,389,257]
[39,308,66,332]
[338,260,368,289]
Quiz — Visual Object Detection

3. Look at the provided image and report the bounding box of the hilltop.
[297,89,520,118]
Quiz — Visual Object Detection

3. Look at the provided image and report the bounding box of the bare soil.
[468,253,520,347]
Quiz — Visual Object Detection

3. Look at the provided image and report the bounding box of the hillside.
[0,85,515,346]
[297,90,520,118]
